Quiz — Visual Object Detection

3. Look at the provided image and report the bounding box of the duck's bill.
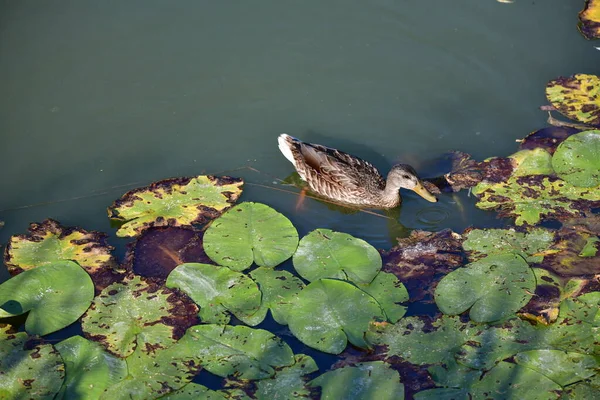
[412,182,438,202]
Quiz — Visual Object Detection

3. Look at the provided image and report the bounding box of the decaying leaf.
[546,74,600,126]
[440,152,514,192]
[108,175,243,237]
[579,0,600,40]
[538,227,600,277]
[518,126,581,154]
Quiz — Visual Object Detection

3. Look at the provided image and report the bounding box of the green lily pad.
[179,324,295,379]
[427,358,482,389]
[0,261,94,335]
[514,349,599,386]
[243,267,305,326]
[203,202,299,271]
[546,74,600,126]
[108,175,243,237]
[473,175,600,226]
[162,383,250,400]
[293,229,381,284]
[463,228,554,263]
[4,219,117,276]
[562,375,600,399]
[580,236,600,257]
[414,388,469,400]
[309,361,404,400]
[166,263,261,324]
[552,130,600,187]
[579,0,600,40]
[55,335,127,400]
[286,279,384,354]
[81,275,198,357]
[434,253,536,322]
[0,327,64,400]
[358,271,408,323]
[509,148,554,176]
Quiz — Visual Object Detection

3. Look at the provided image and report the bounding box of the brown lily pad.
[579,0,600,40]
[537,227,600,277]
[518,126,581,154]
[437,152,514,192]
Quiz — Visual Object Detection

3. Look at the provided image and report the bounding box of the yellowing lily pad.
[0,261,94,336]
[579,0,600,40]
[552,130,600,187]
[204,202,299,271]
[293,229,382,284]
[546,74,600,126]
[0,327,64,400]
[434,253,535,322]
[108,175,243,237]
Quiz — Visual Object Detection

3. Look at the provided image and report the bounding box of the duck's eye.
[403,175,411,179]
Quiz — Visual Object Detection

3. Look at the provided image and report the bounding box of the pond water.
[0,0,598,390]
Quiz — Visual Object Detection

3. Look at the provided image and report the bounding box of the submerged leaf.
[546,74,600,126]
[358,271,409,323]
[435,253,535,322]
[166,263,261,325]
[0,328,64,400]
[462,227,554,263]
[552,130,600,187]
[0,261,94,335]
[287,279,384,354]
[204,202,298,271]
[179,324,295,380]
[108,175,243,237]
[579,0,600,40]
[309,361,404,400]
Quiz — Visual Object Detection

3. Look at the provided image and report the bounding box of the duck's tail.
[277,134,298,165]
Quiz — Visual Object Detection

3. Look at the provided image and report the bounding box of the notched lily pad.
[81,275,198,357]
[546,74,600,126]
[435,253,536,322]
[179,324,295,380]
[579,0,600,40]
[358,271,409,323]
[309,361,404,400]
[462,227,554,263]
[166,263,261,325]
[204,202,299,271]
[125,226,212,280]
[552,130,600,187]
[0,327,64,400]
[293,228,381,284]
[108,175,243,237]
[287,279,385,354]
[0,261,94,335]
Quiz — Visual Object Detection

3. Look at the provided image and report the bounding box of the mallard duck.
[278,134,437,209]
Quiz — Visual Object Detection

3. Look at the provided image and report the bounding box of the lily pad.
[4,219,117,277]
[166,263,261,325]
[55,335,127,400]
[579,0,600,40]
[162,383,250,400]
[358,271,409,323]
[293,229,381,284]
[203,202,298,271]
[243,267,305,326]
[81,275,198,357]
[509,148,554,176]
[552,130,600,187]
[518,268,562,325]
[514,349,599,387]
[0,261,94,335]
[0,327,64,400]
[309,361,404,400]
[462,227,554,263]
[286,279,384,354]
[546,74,600,126]
[108,175,243,237]
[538,227,600,276]
[518,126,581,154]
[435,253,535,322]
[179,324,295,379]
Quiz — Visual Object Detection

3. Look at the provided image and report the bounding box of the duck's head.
[387,164,438,202]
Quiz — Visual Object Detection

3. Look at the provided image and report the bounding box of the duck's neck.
[381,179,401,208]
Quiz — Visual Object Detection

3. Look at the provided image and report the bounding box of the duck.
[278,134,437,209]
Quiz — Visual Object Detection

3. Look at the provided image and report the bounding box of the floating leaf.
[538,227,600,276]
[463,228,554,263]
[562,375,600,399]
[473,175,600,225]
[293,229,381,284]
[81,275,198,357]
[4,219,117,280]
[546,74,600,126]
[309,361,404,400]
[0,261,94,335]
[414,388,469,400]
[580,236,600,257]
[166,263,261,325]
[55,336,127,400]
[435,253,535,322]
[514,349,599,387]
[579,1,600,40]
[518,268,562,325]
[552,130,600,187]
[244,267,305,326]
[162,383,249,400]
[518,126,581,154]
[179,324,295,379]
[204,202,298,271]
[286,279,384,354]
[427,358,482,389]
[358,271,408,323]
[509,148,554,176]
[0,327,64,400]
[108,175,243,237]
